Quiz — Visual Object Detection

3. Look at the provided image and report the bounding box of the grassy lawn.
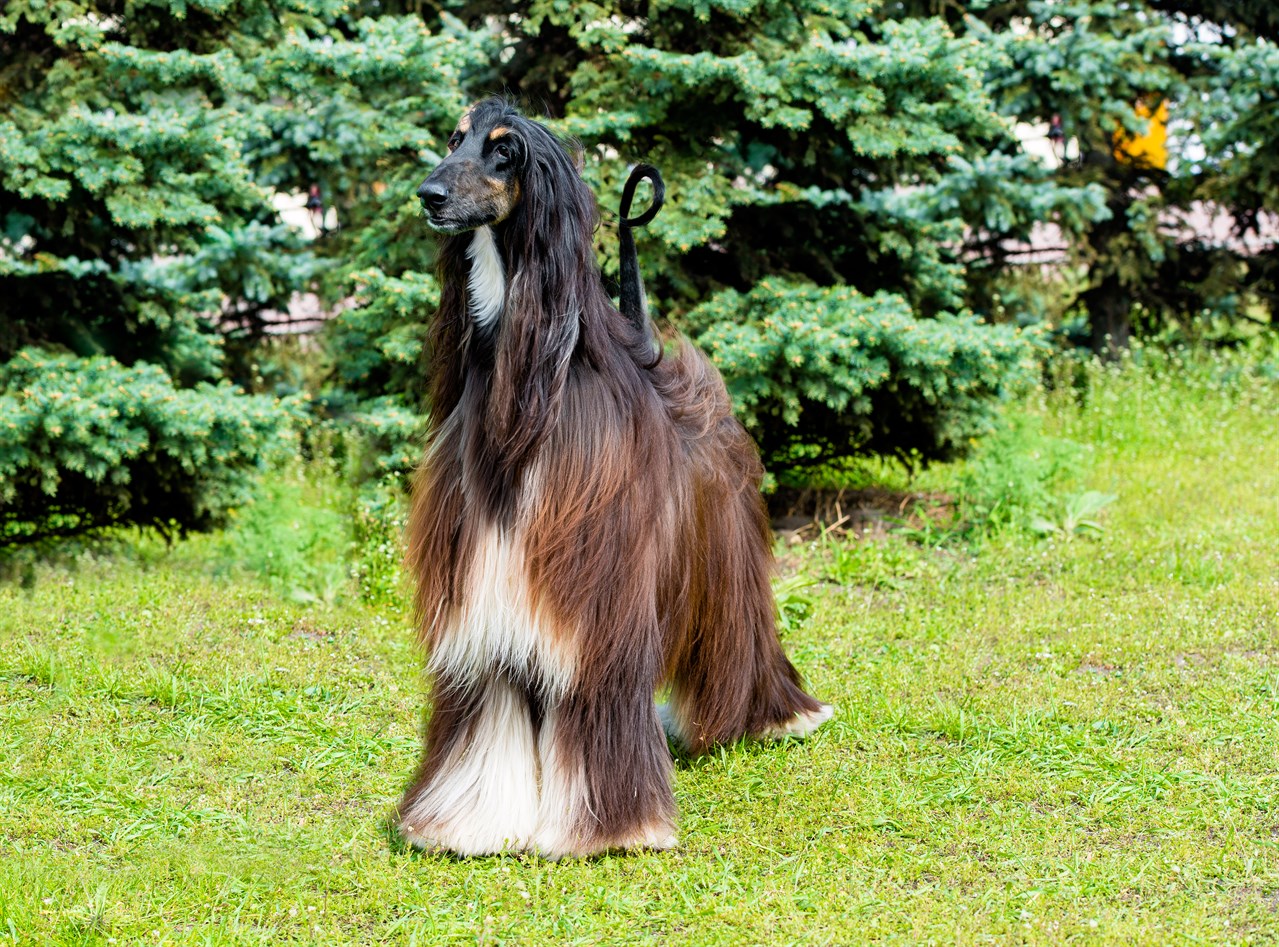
[2,350,1278,945]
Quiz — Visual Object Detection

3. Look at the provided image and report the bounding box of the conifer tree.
[336,0,1079,476]
[969,0,1278,349]
[0,0,476,541]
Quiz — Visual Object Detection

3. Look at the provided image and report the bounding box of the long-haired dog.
[399,98,832,859]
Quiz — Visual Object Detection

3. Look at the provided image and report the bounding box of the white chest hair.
[428,523,575,697]
[467,226,505,328]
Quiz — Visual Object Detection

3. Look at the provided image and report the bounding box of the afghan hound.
[398,98,832,859]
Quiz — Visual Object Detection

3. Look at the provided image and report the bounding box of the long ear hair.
[425,233,473,427]
[486,116,602,476]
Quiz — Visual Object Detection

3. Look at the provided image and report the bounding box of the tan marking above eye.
[457,112,472,134]
[488,127,511,140]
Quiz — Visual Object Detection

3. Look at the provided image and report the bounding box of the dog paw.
[534,821,678,860]
[399,822,450,854]
[758,703,835,740]
[399,818,531,857]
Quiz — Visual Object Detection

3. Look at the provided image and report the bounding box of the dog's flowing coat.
[400,99,831,858]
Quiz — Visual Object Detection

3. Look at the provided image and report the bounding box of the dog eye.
[447,134,463,152]
[493,142,512,161]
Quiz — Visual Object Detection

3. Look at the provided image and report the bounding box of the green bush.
[199,461,406,606]
[0,349,289,545]
[686,280,1041,476]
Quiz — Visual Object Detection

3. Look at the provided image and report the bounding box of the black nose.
[418,180,449,213]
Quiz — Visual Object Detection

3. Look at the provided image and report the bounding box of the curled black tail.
[618,163,665,334]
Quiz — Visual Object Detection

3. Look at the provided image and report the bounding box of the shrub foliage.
[0,351,287,544]
[687,281,1039,473]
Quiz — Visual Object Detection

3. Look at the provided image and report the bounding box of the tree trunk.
[1081,176,1133,358]
[1083,272,1131,357]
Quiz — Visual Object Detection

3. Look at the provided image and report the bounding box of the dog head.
[417,99,589,237]
[417,100,529,234]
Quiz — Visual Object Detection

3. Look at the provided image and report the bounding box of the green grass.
[2,348,1278,945]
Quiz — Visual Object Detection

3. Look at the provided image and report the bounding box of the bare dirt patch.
[768,486,955,539]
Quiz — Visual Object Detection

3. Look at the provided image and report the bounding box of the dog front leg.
[534,668,677,859]
[399,672,540,856]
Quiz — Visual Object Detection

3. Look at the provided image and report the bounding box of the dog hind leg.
[667,483,833,754]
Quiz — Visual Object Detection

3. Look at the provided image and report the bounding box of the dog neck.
[466,226,505,329]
